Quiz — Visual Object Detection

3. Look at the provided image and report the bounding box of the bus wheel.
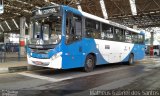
[154,52,157,56]
[84,54,95,72]
[128,54,134,65]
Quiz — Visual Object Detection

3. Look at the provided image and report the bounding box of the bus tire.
[154,52,157,56]
[128,54,134,65]
[84,54,95,72]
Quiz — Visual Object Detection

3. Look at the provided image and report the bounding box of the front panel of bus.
[27,6,64,69]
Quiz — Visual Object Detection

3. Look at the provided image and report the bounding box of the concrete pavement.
[0,56,159,74]
[0,60,28,74]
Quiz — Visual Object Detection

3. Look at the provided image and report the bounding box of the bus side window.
[85,19,92,38]
[85,18,100,39]
[75,16,82,37]
[138,34,144,44]
[125,30,132,43]
[132,33,138,43]
[101,23,114,40]
[114,27,124,42]
[66,12,82,44]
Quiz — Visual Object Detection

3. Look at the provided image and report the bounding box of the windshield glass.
[28,15,62,45]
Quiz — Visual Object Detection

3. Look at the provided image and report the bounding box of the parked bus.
[27,5,145,72]
[153,45,160,56]
[145,45,160,56]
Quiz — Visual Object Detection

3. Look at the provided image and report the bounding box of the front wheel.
[128,54,134,65]
[84,54,95,72]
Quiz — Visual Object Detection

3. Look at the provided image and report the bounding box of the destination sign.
[33,7,60,16]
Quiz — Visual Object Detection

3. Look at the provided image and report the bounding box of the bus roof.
[62,5,141,34]
[33,5,143,34]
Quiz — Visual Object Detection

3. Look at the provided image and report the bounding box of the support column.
[20,17,26,56]
[150,32,154,57]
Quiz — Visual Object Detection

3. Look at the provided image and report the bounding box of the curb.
[8,66,28,73]
[0,66,28,74]
[0,65,46,74]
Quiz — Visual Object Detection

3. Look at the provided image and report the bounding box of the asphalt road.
[0,56,160,96]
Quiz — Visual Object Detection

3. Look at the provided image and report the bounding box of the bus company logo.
[2,90,18,96]
[124,46,127,51]
[105,45,110,49]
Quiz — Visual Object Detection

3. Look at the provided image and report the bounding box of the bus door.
[65,12,83,68]
[123,30,134,61]
[108,27,123,63]
[108,43,121,63]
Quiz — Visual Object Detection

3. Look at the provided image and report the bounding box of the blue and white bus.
[27,5,145,72]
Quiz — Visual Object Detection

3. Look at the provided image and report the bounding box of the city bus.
[27,5,145,72]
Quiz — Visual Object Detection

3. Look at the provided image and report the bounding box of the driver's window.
[50,22,59,42]
[66,12,82,44]
[50,17,61,44]
[34,22,41,39]
[43,24,49,40]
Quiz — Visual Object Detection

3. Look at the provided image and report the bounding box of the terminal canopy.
[1,0,160,32]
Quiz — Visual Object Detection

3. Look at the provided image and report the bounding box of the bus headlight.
[51,52,62,60]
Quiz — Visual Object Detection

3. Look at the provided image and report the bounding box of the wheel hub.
[87,59,93,68]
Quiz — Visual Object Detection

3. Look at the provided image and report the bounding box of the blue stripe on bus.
[61,38,145,69]
[27,39,145,69]
[122,44,145,62]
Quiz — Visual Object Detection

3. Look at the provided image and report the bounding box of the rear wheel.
[84,54,95,72]
[154,52,157,56]
[128,54,134,65]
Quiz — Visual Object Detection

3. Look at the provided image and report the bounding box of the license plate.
[33,61,43,65]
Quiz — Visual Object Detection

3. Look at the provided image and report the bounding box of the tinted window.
[101,23,114,40]
[138,34,144,44]
[66,13,82,44]
[85,19,100,39]
[132,33,138,43]
[125,30,132,43]
[114,27,124,42]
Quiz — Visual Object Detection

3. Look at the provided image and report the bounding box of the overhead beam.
[100,0,108,19]
[76,0,82,11]
[5,0,40,8]
[5,4,31,14]
[25,22,28,28]
[44,0,59,6]
[77,5,82,11]
[4,20,11,30]
[129,0,137,15]
[12,19,19,29]
[0,17,4,21]
[152,0,160,9]
[0,24,4,31]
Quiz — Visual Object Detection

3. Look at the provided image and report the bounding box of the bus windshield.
[28,15,62,45]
